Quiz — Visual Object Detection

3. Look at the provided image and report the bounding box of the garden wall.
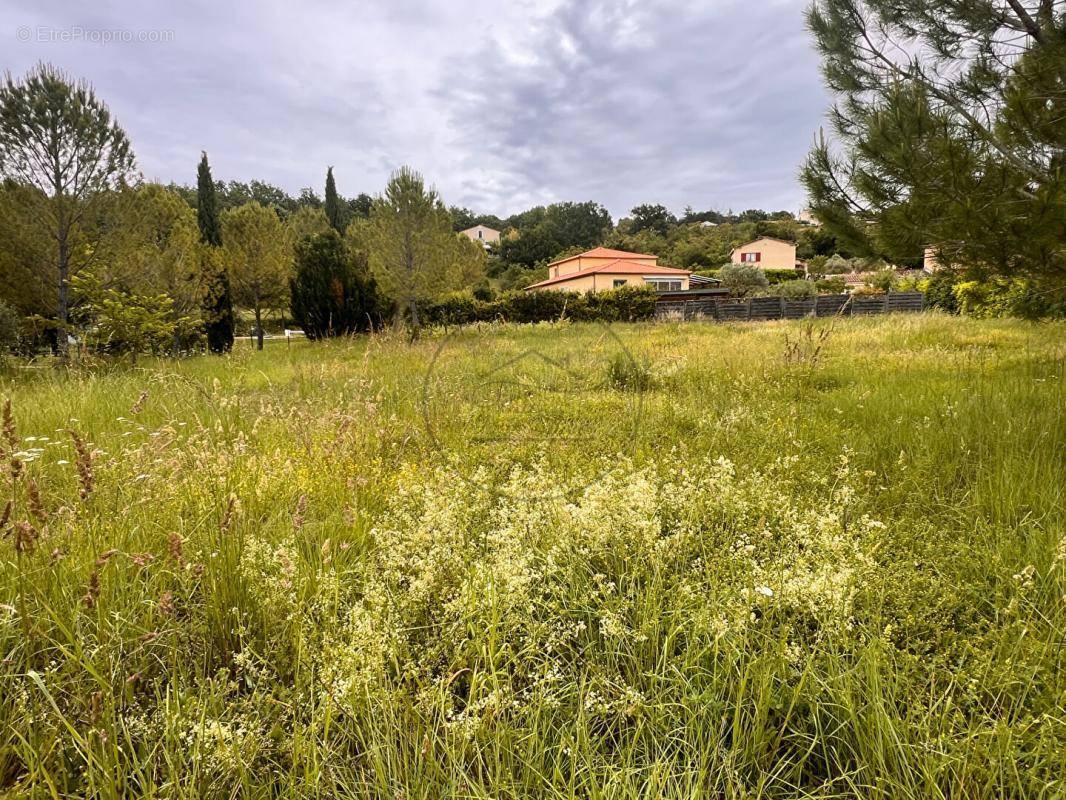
[655,292,925,322]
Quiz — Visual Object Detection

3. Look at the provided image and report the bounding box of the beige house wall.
[731,239,797,270]
[460,225,500,246]
[923,247,941,272]
[540,273,690,293]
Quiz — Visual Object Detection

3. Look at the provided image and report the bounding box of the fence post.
[746,297,752,321]
[780,296,786,320]
[883,292,890,313]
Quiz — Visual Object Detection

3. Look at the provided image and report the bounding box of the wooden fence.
[655,292,924,322]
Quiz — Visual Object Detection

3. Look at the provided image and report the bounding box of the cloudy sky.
[5,0,832,219]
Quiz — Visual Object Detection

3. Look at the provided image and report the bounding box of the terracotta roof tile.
[547,246,659,266]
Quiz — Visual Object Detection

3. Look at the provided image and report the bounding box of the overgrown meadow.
[1,315,1063,799]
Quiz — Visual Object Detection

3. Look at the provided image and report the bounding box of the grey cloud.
[2,0,829,218]
[441,0,830,217]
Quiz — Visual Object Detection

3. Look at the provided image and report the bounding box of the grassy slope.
[0,314,1063,799]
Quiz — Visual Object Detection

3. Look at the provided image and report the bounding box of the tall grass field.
[1,315,1063,799]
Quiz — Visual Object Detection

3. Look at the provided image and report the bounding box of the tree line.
[0,63,842,360]
[0,64,490,358]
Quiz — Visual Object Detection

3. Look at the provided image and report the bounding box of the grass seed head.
[83,569,100,608]
[26,478,47,522]
[167,532,185,564]
[13,521,37,554]
[67,429,95,501]
[157,591,175,617]
[293,494,307,533]
[220,494,238,534]
[2,398,17,451]
[131,390,149,414]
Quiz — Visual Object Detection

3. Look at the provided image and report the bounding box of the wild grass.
[0,313,1063,799]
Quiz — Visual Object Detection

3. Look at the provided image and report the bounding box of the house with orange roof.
[525,247,693,293]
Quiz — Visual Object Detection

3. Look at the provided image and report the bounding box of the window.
[613,279,627,288]
[741,252,760,263]
[644,278,683,292]
[477,230,483,239]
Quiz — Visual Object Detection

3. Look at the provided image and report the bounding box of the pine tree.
[802,1,1065,286]
[222,202,291,350]
[197,152,234,352]
[0,64,138,362]
[324,166,343,232]
[364,167,467,339]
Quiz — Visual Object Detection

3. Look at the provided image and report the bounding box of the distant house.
[838,272,869,290]
[525,247,692,293]
[460,225,500,248]
[730,237,803,271]
[796,208,819,226]
[924,246,951,272]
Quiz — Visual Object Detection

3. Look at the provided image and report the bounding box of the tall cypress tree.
[197,152,234,353]
[324,166,343,232]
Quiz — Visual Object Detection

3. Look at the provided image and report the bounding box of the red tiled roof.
[547,246,659,266]
[526,260,691,290]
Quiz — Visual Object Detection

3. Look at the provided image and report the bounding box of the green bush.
[815,277,847,294]
[772,279,818,298]
[572,286,658,322]
[870,268,898,292]
[922,271,960,313]
[423,286,658,327]
[953,277,1066,319]
[822,254,852,274]
[717,263,770,297]
[763,268,805,285]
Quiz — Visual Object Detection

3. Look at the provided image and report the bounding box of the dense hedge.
[423,286,658,327]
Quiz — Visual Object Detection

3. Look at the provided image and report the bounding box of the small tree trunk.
[56,247,70,364]
[408,296,421,342]
[255,305,264,351]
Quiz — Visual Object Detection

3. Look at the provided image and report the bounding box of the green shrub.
[763,268,805,285]
[922,271,961,313]
[718,263,770,296]
[816,277,847,294]
[428,292,485,326]
[573,286,658,322]
[772,279,818,298]
[954,277,1066,319]
[822,254,852,274]
[424,286,658,327]
[870,268,898,292]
